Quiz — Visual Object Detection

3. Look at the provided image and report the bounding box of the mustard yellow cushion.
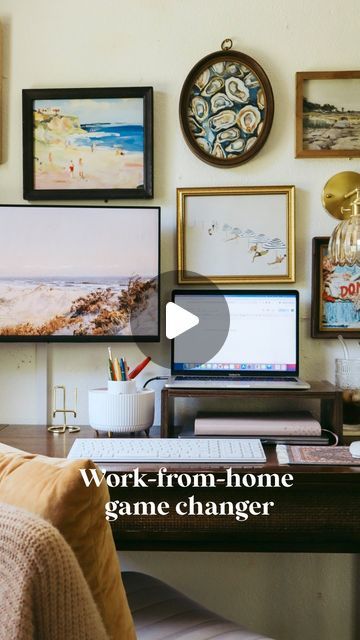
[0,443,136,640]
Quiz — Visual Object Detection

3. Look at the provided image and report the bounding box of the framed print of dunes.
[22,87,153,200]
[0,205,160,342]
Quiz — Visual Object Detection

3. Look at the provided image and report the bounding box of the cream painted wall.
[0,1,359,638]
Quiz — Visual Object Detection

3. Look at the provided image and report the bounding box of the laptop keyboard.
[175,376,298,382]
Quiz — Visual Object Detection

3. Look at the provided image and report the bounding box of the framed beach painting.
[177,186,295,284]
[296,71,360,158]
[0,205,160,341]
[311,237,360,338]
[22,87,153,199]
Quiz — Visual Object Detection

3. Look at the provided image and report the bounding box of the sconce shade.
[328,214,360,266]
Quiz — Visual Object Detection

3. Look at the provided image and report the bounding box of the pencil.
[113,358,121,381]
[108,358,115,381]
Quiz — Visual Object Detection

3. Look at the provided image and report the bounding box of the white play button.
[166,302,199,339]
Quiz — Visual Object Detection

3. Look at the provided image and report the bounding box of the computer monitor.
[172,290,299,377]
[0,204,160,342]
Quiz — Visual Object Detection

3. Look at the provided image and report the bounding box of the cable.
[321,429,339,446]
[142,376,169,389]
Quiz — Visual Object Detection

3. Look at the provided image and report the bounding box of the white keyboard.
[67,438,266,463]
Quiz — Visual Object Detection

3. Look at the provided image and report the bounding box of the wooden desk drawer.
[109,477,360,552]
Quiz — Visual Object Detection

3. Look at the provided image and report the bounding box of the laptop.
[165,290,310,390]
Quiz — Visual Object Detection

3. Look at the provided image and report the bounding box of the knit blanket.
[0,502,109,640]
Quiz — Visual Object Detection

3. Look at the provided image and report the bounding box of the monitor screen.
[172,290,298,375]
[0,205,160,342]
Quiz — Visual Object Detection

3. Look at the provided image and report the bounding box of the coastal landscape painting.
[177,186,295,283]
[23,88,153,199]
[296,71,360,157]
[0,205,160,341]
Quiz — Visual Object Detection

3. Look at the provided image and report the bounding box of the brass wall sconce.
[49,385,79,434]
[322,171,360,266]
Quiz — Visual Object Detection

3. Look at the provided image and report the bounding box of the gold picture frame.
[296,71,360,158]
[177,185,295,284]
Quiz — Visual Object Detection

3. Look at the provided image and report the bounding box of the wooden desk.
[0,424,359,553]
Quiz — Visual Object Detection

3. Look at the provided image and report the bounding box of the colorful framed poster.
[22,87,153,200]
[0,205,160,341]
[177,185,295,284]
[296,71,360,158]
[311,237,360,338]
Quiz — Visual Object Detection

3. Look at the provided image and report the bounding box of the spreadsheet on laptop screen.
[173,292,298,374]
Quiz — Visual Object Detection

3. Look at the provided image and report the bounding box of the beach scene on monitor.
[33,98,144,190]
[0,208,158,337]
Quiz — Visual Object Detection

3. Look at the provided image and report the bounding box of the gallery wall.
[0,1,359,639]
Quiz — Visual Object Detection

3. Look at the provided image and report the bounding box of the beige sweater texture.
[0,502,109,640]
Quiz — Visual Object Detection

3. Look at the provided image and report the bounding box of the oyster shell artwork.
[226,62,243,76]
[213,142,226,158]
[184,55,272,162]
[191,96,209,122]
[237,105,261,134]
[196,137,212,154]
[188,117,205,137]
[245,136,257,151]
[257,88,265,110]
[202,76,225,97]
[225,77,250,104]
[194,68,210,91]
[225,138,245,154]
[216,127,240,143]
[210,92,234,114]
[209,110,237,132]
[244,73,260,88]
[212,61,226,74]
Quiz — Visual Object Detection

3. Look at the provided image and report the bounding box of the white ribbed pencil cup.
[107,380,137,394]
[88,388,155,433]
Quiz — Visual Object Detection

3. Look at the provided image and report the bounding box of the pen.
[120,357,126,381]
[123,357,129,381]
[129,356,151,379]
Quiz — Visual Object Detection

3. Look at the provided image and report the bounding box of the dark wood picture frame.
[22,87,153,200]
[311,237,360,338]
[179,48,274,167]
[296,71,360,158]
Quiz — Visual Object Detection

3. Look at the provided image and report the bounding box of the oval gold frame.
[179,48,274,167]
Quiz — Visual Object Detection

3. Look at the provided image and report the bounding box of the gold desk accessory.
[49,385,79,434]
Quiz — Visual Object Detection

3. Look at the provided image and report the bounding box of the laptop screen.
[172,290,299,376]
